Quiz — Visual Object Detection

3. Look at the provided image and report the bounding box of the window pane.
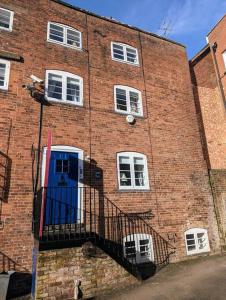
[197,233,204,239]
[0,63,6,87]
[56,160,63,173]
[116,88,127,111]
[130,91,140,114]
[125,241,135,247]
[188,245,196,251]
[63,160,70,173]
[126,47,137,63]
[49,23,64,43]
[125,240,136,259]
[140,239,149,245]
[0,9,11,29]
[198,233,206,249]
[67,29,81,47]
[140,239,150,257]
[119,156,131,186]
[67,77,80,102]
[134,157,145,186]
[186,234,194,239]
[48,74,62,100]
[187,240,195,246]
[113,44,124,60]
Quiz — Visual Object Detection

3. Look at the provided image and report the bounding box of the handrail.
[33,186,175,277]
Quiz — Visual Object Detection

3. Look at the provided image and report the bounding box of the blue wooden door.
[45,151,79,225]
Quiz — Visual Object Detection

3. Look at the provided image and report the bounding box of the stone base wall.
[209,170,226,249]
[35,246,138,299]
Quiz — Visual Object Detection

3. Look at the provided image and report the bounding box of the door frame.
[41,145,84,223]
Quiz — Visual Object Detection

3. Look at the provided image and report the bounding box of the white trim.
[184,228,210,256]
[117,152,150,190]
[0,7,14,32]
[45,70,83,106]
[114,85,143,117]
[0,59,10,91]
[111,42,139,66]
[47,21,82,50]
[42,145,84,222]
[123,233,154,264]
[222,51,226,69]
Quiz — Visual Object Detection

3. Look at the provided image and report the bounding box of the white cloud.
[165,0,226,36]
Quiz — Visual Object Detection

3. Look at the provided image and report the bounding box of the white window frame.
[185,228,210,256]
[45,70,83,106]
[114,85,143,116]
[111,42,139,66]
[117,152,150,190]
[223,51,226,69]
[0,59,10,91]
[123,233,154,264]
[47,22,82,50]
[0,7,14,31]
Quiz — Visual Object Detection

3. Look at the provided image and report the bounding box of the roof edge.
[207,13,226,37]
[51,0,185,48]
[190,44,210,64]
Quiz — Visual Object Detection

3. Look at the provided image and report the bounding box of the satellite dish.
[126,114,135,124]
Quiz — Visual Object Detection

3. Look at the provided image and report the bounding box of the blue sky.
[64,0,226,58]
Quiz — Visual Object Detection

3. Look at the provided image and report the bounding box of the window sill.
[117,188,151,193]
[47,98,83,108]
[112,57,140,67]
[0,87,9,92]
[186,250,210,256]
[0,27,12,32]
[115,110,144,118]
[47,40,83,52]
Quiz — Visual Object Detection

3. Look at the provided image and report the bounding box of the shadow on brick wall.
[0,251,32,299]
[0,151,12,226]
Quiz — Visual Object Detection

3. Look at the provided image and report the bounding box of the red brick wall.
[208,15,226,91]
[190,16,226,170]
[0,0,220,272]
[190,15,226,247]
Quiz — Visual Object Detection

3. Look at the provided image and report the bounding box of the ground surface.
[106,254,226,300]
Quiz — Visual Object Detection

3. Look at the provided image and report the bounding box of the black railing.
[34,187,175,278]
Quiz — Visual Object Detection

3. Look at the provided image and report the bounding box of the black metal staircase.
[33,187,175,279]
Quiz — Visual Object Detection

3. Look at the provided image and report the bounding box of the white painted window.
[0,8,14,31]
[117,152,149,190]
[0,59,10,90]
[46,70,83,106]
[47,22,82,50]
[123,233,154,264]
[185,228,210,255]
[111,42,139,65]
[114,85,143,116]
[223,51,226,69]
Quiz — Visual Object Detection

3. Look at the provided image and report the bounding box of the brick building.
[0,0,221,298]
[190,14,226,251]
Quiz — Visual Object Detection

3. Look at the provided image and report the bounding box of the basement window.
[0,59,10,90]
[123,234,154,264]
[0,7,14,31]
[47,22,82,50]
[114,85,143,116]
[111,42,139,65]
[185,228,210,255]
[117,152,149,190]
[46,70,83,106]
